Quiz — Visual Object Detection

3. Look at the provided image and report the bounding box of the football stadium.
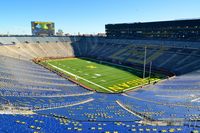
[0,19,200,133]
[0,1,200,133]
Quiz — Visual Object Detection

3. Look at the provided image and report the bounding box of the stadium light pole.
[143,46,147,79]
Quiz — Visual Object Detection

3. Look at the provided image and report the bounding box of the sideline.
[48,63,114,93]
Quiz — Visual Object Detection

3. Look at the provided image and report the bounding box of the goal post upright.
[143,46,147,79]
[148,61,152,83]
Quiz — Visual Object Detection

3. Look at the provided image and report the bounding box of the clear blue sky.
[0,0,199,35]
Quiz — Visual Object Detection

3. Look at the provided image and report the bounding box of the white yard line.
[81,58,166,91]
[48,63,114,93]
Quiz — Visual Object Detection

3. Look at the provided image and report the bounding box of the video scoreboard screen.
[31,21,55,36]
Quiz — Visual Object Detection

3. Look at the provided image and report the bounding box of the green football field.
[42,58,164,93]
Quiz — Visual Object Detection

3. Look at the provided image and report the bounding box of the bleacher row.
[0,36,199,132]
[73,37,200,75]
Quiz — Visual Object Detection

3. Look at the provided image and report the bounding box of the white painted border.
[48,63,114,93]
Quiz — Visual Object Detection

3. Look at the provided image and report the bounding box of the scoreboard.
[31,21,55,36]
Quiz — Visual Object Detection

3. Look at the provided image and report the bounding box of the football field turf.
[43,58,164,93]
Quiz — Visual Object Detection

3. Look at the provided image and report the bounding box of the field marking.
[82,58,164,89]
[48,63,114,93]
[123,79,161,92]
[48,58,163,93]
